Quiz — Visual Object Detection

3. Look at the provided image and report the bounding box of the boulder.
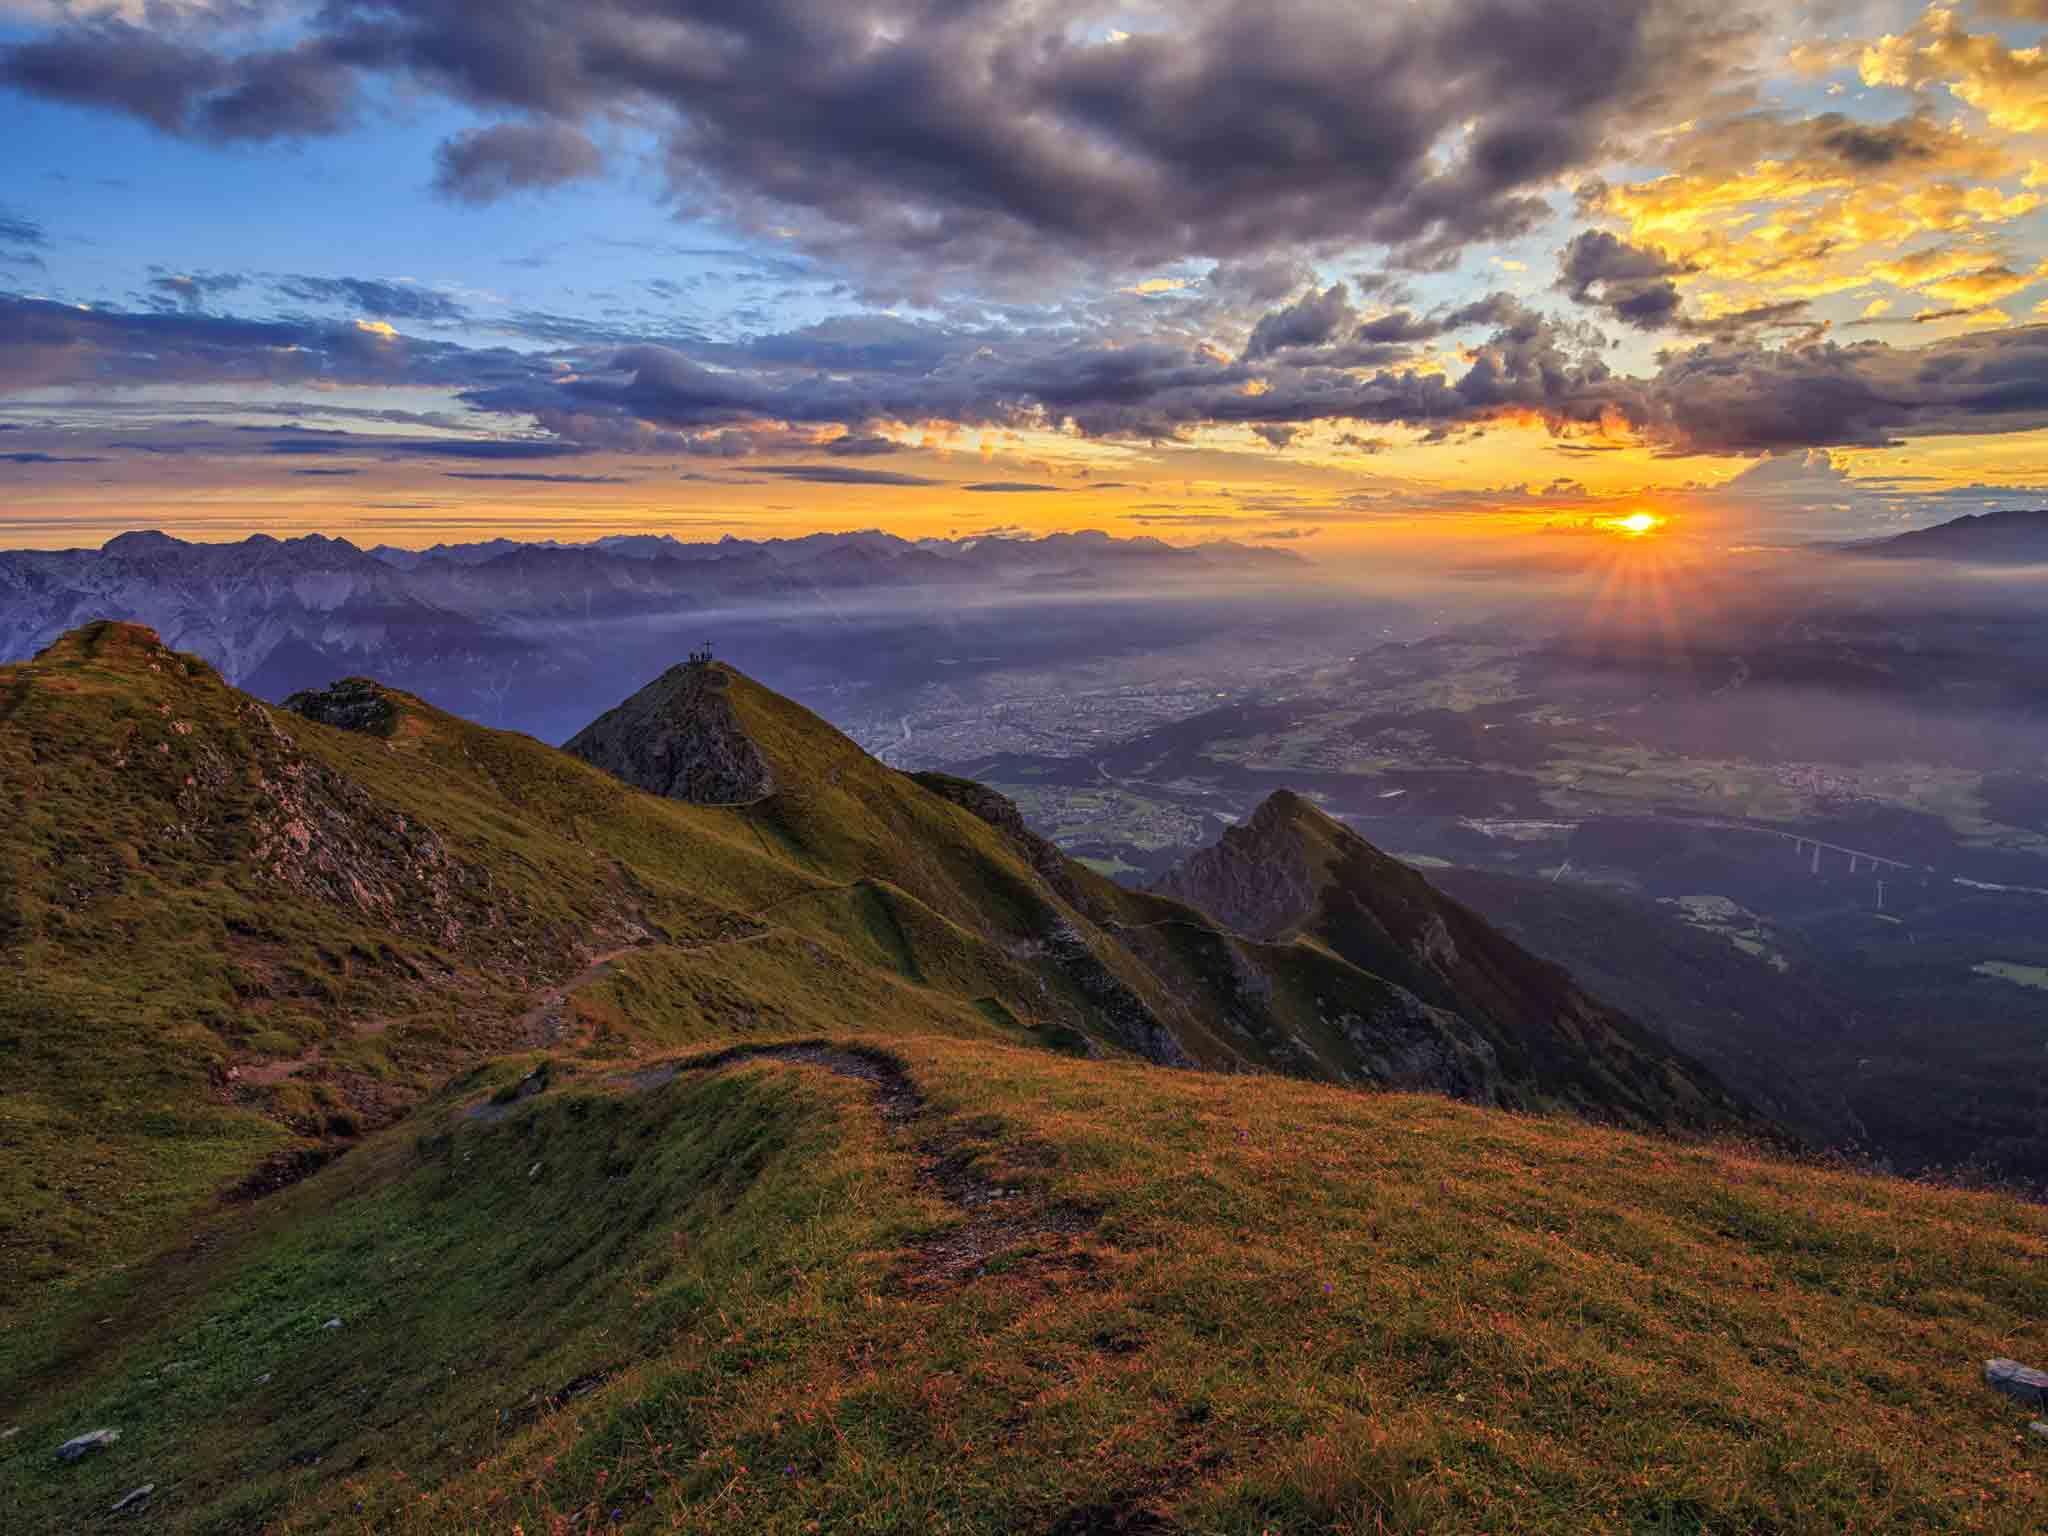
[1986,1358,2048,1409]
[56,1428,120,1463]
[111,1485,155,1514]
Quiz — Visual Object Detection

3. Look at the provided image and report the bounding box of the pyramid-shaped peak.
[564,657,776,805]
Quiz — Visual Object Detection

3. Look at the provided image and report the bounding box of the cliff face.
[563,662,776,805]
[1151,789,1326,939]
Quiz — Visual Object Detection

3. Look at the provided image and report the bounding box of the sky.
[2,0,2048,552]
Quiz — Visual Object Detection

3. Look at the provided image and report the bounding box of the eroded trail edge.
[618,1043,1096,1292]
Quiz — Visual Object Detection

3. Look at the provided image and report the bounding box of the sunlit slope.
[0,628,1084,1319]
[7,1035,2048,1534]
[2,628,1765,1332]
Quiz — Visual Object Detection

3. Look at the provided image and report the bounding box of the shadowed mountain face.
[565,661,776,805]
[1154,791,1746,1128]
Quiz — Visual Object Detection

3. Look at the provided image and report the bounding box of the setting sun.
[1612,511,1662,536]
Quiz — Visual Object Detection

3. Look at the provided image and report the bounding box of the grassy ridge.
[10,626,2048,1531]
[7,1036,2048,1533]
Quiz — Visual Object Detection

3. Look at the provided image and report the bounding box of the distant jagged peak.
[564,656,777,805]
[100,529,183,557]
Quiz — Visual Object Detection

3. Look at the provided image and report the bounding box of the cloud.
[1644,323,2048,454]
[288,466,361,476]
[146,268,246,311]
[11,284,2048,467]
[821,433,903,457]
[261,432,590,460]
[1557,229,1694,330]
[0,295,549,397]
[2,450,106,463]
[962,481,1060,493]
[433,120,604,203]
[0,205,45,268]
[442,470,630,483]
[0,209,45,247]
[1861,8,2048,133]
[748,464,943,487]
[272,275,469,323]
[0,0,1761,284]
[0,23,353,140]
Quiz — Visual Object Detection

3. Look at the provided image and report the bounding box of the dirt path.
[517,945,647,1045]
[615,1043,1094,1291]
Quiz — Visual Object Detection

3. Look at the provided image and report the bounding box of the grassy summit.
[6,625,2048,1531]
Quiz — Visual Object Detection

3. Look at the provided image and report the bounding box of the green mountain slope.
[2,629,1744,1326]
[7,625,2048,1531]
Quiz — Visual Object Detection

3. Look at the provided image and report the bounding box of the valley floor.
[10,1000,2048,1534]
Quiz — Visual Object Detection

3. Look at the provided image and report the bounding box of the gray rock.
[1,1425,19,1441]
[111,1484,155,1514]
[1987,1358,2048,1409]
[255,1372,273,1385]
[2032,1422,2048,1442]
[322,1317,343,1330]
[56,1428,120,1463]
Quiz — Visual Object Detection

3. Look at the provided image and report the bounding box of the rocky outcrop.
[1328,984,1500,1102]
[284,677,400,736]
[1040,918,1194,1068]
[564,662,775,805]
[1151,790,1321,939]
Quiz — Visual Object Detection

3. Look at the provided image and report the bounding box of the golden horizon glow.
[1610,511,1663,537]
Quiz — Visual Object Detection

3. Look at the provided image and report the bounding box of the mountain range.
[0,529,1302,744]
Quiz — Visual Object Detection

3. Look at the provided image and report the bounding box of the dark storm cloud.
[0,1,1760,280]
[273,275,469,323]
[1239,283,1531,366]
[1243,284,1358,358]
[747,465,944,487]
[433,120,604,203]
[1643,325,2048,455]
[1557,230,1695,331]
